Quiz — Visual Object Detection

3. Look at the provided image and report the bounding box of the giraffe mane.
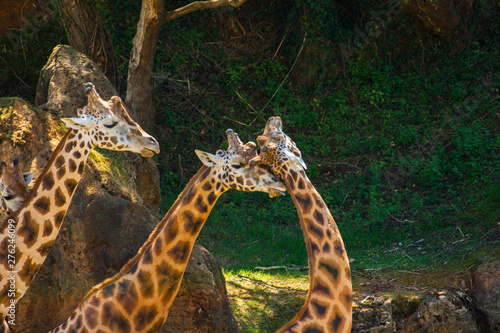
[80,165,211,302]
[0,129,73,226]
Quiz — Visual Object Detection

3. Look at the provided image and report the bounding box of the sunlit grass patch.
[224,269,308,333]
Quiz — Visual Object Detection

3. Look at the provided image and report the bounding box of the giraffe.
[0,82,159,332]
[250,116,353,333]
[0,159,34,332]
[0,159,34,218]
[49,129,286,333]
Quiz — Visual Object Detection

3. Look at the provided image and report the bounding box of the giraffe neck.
[50,166,227,332]
[0,129,91,317]
[277,165,352,333]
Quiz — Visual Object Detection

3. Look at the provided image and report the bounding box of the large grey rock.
[404,290,478,333]
[35,44,160,211]
[472,260,500,332]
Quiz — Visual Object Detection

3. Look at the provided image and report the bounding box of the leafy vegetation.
[1,0,498,331]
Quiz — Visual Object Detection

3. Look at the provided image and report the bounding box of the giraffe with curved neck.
[250,116,352,333]
[49,129,286,333]
[0,159,34,219]
[0,83,159,332]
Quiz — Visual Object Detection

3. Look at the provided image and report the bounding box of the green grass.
[224,269,308,333]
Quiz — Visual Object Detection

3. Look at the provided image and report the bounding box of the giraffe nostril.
[85,82,93,94]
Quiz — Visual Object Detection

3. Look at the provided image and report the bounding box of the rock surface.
[472,260,500,332]
[35,44,161,211]
[164,245,240,333]
[5,45,241,333]
[352,296,395,333]
[404,290,478,333]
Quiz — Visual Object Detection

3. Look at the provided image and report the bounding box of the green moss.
[89,149,142,205]
[0,97,33,145]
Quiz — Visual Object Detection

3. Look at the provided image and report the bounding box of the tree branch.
[160,0,247,25]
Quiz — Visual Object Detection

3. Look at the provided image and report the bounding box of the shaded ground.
[223,234,499,332]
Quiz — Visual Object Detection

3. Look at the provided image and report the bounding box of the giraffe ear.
[23,172,35,186]
[284,150,307,170]
[195,150,220,167]
[61,117,95,130]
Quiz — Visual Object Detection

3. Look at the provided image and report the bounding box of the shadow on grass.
[224,271,308,333]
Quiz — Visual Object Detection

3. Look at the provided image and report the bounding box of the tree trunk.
[56,0,120,90]
[126,0,248,129]
[125,0,165,129]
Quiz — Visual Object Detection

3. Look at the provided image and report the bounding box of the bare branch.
[160,0,247,25]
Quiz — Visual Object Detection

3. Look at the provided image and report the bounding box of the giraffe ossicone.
[49,129,285,333]
[0,82,159,333]
[252,116,353,333]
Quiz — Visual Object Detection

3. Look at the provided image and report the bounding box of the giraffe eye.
[3,194,13,201]
[231,164,242,169]
[103,121,118,129]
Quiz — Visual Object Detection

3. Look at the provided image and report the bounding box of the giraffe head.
[61,83,160,157]
[195,129,286,197]
[0,159,34,214]
[250,116,306,174]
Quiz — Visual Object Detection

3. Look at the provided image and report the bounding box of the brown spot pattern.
[33,196,50,215]
[85,307,98,329]
[57,165,66,180]
[295,193,312,214]
[54,187,66,207]
[313,209,324,225]
[101,301,131,333]
[163,217,180,243]
[167,240,191,264]
[134,305,159,331]
[78,161,85,174]
[65,178,78,195]
[154,237,162,256]
[55,156,65,169]
[156,260,182,305]
[54,210,66,228]
[116,279,138,314]
[68,159,77,173]
[137,270,155,298]
[18,257,41,284]
[19,212,39,248]
[37,239,55,256]
[42,172,55,191]
[183,211,204,236]
[194,194,208,213]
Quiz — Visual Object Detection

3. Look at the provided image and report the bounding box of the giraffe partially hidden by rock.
[0,83,159,333]
[0,159,34,219]
[250,116,353,333]
[49,129,286,333]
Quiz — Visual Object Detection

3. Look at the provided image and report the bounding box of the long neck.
[51,166,225,332]
[0,129,91,314]
[277,165,352,333]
